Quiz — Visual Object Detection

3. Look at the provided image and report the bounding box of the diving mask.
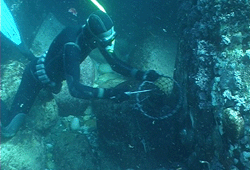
[96,27,117,53]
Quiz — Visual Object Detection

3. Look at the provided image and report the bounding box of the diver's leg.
[1,62,43,137]
[1,99,10,127]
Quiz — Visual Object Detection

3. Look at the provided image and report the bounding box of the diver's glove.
[142,70,161,82]
[103,88,130,103]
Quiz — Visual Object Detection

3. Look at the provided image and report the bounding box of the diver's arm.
[63,42,124,99]
[98,48,160,81]
[63,42,101,99]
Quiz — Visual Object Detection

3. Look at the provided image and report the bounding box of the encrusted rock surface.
[1,60,26,107]
[177,0,250,169]
[2,0,250,169]
[222,108,245,141]
[1,130,46,170]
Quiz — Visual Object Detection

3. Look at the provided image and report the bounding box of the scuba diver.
[1,10,160,138]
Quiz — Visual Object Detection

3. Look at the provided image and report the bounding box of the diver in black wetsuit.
[1,10,160,138]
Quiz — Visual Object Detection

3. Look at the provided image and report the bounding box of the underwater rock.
[94,72,126,88]
[27,96,59,132]
[245,49,250,62]
[129,36,177,78]
[178,1,250,169]
[1,130,46,169]
[49,124,119,170]
[98,63,113,74]
[231,32,243,44]
[240,151,250,169]
[30,13,65,57]
[1,60,25,108]
[246,49,250,58]
[70,117,80,131]
[52,131,96,169]
[222,108,245,141]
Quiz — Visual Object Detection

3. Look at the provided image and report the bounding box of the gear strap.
[35,52,56,87]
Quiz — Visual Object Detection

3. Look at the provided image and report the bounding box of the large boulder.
[1,60,26,106]
[129,36,178,78]
[30,12,65,57]
[1,130,46,170]
[44,115,120,170]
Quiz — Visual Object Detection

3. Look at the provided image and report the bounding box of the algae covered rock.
[27,96,59,132]
[94,72,126,88]
[48,123,119,170]
[222,108,245,141]
[51,131,97,169]
[1,130,46,170]
[1,60,25,108]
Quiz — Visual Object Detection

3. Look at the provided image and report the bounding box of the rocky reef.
[177,0,250,169]
[1,0,250,169]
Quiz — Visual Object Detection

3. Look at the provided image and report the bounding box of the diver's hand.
[105,88,130,103]
[143,70,161,82]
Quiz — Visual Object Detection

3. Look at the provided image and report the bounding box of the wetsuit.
[1,10,160,138]
[7,25,147,121]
